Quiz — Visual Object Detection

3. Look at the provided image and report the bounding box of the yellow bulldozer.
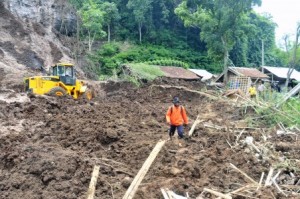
[24,63,93,100]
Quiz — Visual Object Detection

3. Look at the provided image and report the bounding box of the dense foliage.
[68,0,299,79]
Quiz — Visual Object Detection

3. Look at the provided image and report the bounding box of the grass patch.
[122,63,164,86]
[129,63,164,81]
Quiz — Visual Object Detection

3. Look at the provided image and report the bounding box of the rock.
[170,167,181,176]
[244,148,251,153]
[121,177,132,188]
[106,130,118,139]
[177,148,188,154]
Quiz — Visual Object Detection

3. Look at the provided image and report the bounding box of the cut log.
[86,165,100,199]
[122,140,166,199]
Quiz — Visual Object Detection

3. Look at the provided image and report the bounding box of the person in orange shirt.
[166,96,188,139]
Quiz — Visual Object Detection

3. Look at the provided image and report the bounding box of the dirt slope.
[0,79,299,199]
[0,1,75,90]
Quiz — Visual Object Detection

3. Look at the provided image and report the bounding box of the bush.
[98,43,120,56]
[145,59,189,69]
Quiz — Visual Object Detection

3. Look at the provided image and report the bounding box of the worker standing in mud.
[166,96,188,139]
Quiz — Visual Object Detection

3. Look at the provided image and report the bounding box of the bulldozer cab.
[51,64,76,86]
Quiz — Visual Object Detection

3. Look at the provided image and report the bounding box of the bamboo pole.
[86,165,100,199]
[265,167,274,187]
[161,188,169,199]
[230,185,253,194]
[188,115,202,137]
[122,140,166,199]
[230,163,257,184]
[257,172,265,190]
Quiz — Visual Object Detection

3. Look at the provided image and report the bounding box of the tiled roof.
[229,67,269,78]
[160,66,200,80]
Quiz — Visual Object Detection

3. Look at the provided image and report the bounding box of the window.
[53,66,57,76]
[57,65,65,76]
[66,67,73,77]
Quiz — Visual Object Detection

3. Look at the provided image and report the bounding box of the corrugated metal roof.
[189,69,213,81]
[229,67,269,78]
[261,66,300,81]
[160,66,200,80]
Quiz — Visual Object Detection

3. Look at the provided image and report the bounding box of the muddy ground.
[0,78,299,199]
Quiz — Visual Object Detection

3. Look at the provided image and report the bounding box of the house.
[260,66,300,85]
[159,66,200,80]
[188,69,214,82]
[215,67,269,82]
[215,67,269,94]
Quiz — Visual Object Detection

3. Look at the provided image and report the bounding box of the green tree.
[127,0,153,43]
[286,23,300,88]
[68,0,84,9]
[100,2,120,43]
[79,0,106,51]
[175,0,261,81]
[246,12,276,67]
[230,32,248,66]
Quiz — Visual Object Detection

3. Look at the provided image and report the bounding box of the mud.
[0,79,299,199]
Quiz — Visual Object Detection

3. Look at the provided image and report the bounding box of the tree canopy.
[67,0,296,78]
[175,0,262,81]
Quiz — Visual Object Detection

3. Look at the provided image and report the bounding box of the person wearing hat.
[166,96,188,139]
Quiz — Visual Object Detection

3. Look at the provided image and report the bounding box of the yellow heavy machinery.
[24,63,93,100]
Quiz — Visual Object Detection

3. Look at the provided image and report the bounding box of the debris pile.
[0,79,299,199]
